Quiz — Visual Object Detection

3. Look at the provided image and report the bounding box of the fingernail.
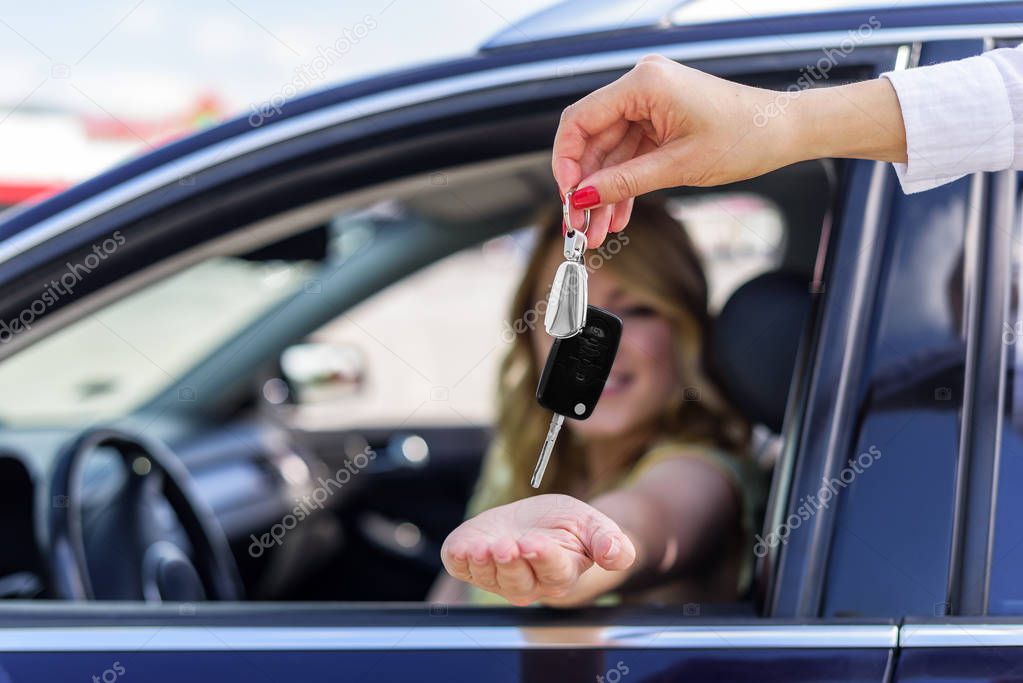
[562,220,568,237]
[571,185,600,209]
[604,537,620,560]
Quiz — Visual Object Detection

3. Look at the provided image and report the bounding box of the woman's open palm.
[440,494,636,605]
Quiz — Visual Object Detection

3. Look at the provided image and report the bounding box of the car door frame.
[892,51,1023,683]
[768,36,1015,620]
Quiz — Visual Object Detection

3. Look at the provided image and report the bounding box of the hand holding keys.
[531,190,623,488]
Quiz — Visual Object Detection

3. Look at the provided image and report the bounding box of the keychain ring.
[563,189,590,235]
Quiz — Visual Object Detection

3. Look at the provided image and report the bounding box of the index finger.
[551,73,638,194]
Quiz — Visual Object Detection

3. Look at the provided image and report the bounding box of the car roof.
[1,0,1020,253]
[481,0,1019,50]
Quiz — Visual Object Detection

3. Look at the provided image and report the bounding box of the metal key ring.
[563,188,590,234]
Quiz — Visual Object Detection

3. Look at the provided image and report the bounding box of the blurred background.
[0,2,562,427]
[0,0,788,429]
[0,0,562,207]
[0,0,849,209]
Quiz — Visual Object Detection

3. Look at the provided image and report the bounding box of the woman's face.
[531,246,680,440]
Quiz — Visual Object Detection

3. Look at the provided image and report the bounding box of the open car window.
[0,148,830,612]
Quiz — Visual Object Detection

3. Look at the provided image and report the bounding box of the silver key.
[531,414,563,488]
[532,190,594,488]
[543,190,589,339]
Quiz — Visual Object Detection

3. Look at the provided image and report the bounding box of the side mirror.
[278,342,366,405]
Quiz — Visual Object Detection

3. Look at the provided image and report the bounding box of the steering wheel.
[47,427,243,601]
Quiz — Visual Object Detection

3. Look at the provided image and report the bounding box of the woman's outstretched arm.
[440,454,738,606]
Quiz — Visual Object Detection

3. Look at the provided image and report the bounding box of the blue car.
[0,1,1022,681]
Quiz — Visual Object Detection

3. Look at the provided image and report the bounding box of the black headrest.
[711,271,811,433]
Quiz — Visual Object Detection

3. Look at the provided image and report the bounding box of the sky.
[0,0,560,121]
[0,0,986,123]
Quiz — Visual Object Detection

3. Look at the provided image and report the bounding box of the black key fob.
[536,305,622,420]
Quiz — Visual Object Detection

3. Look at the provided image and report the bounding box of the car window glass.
[987,184,1023,614]
[668,193,785,311]
[822,178,969,617]
[0,257,314,427]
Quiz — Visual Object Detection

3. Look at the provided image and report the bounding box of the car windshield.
[0,256,313,427]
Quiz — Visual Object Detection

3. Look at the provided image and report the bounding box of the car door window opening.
[0,44,907,629]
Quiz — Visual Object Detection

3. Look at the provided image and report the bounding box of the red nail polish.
[562,220,568,237]
[571,185,600,209]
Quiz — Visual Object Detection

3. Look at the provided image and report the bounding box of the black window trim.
[948,167,1016,615]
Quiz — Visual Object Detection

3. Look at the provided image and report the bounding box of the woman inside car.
[435,198,766,606]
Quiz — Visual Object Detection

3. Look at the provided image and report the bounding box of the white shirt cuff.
[881,55,1014,194]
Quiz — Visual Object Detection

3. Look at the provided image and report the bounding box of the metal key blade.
[531,413,564,488]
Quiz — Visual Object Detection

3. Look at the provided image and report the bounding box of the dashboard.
[0,417,330,600]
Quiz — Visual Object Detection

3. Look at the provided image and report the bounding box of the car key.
[544,190,589,339]
[531,305,622,488]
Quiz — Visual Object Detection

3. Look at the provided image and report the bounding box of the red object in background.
[0,92,225,210]
[0,180,67,207]
[81,91,225,147]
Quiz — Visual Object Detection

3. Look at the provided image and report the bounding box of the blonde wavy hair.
[468,198,749,515]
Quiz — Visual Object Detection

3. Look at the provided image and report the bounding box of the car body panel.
[0,611,896,683]
[897,622,1023,682]
[0,649,893,683]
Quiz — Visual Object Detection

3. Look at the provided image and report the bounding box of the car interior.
[0,147,835,611]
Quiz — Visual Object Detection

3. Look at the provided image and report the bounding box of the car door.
[770,38,998,621]
[0,609,896,682]
[0,15,975,683]
[892,163,1021,681]
[891,33,1023,679]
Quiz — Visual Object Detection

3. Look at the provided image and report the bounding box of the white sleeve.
[880,45,1023,194]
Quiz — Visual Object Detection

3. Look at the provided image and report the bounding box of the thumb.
[574,149,676,208]
[584,516,637,572]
